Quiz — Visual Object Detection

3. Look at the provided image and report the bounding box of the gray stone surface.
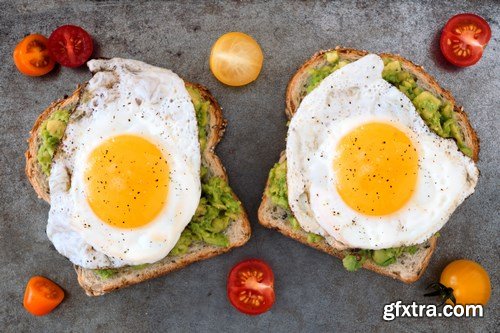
[0,0,498,332]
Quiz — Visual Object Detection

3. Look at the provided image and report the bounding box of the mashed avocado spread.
[342,246,418,272]
[37,108,71,176]
[306,51,472,157]
[169,173,241,255]
[40,87,241,279]
[168,87,241,253]
[187,86,210,151]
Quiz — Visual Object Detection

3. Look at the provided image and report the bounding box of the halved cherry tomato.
[227,259,275,315]
[23,276,64,316]
[13,34,55,76]
[210,32,264,86]
[48,25,93,68]
[440,13,491,67]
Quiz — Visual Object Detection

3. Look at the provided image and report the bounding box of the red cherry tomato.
[48,25,93,68]
[227,259,275,315]
[440,13,491,67]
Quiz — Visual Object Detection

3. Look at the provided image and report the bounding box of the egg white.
[47,58,201,268]
[286,54,479,249]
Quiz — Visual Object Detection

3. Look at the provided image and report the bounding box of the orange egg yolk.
[84,134,169,228]
[333,122,418,216]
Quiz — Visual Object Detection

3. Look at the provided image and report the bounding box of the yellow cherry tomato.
[209,32,263,86]
[440,259,491,305]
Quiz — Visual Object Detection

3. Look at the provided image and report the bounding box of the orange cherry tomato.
[13,34,56,76]
[227,259,275,315]
[440,259,491,306]
[23,276,64,316]
[210,32,264,86]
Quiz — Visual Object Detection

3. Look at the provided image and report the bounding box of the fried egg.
[47,58,201,268]
[286,54,478,249]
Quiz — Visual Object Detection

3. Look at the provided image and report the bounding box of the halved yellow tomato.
[210,32,263,86]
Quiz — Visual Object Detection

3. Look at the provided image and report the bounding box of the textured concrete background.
[0,0,498,332]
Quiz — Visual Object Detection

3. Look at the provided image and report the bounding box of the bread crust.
[25,80,251,296]
[260,46,479,283]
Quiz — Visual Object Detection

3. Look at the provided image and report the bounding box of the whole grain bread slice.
[259,47,480,283]
[25,81,251,296]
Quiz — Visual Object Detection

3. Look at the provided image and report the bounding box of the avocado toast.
[258,47,479,283]
[26,78,251,296]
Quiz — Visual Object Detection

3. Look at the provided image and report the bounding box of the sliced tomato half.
[440,13,491,67]
[48,25,94,68]
[209,32,264,86]
[227,259,275,315]
[13,34,55,76]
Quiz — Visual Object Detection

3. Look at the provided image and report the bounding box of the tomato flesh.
[227,259,275,315]
[23,276,64,316]
[440,13,491,67]
[210,32,264,86]
[13,34,55,76]
[48,25,93,68]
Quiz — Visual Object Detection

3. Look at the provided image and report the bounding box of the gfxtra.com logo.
[383,301,484,321]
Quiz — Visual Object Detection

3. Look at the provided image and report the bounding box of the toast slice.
[258,47,479,283]
[26,81,251,296]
